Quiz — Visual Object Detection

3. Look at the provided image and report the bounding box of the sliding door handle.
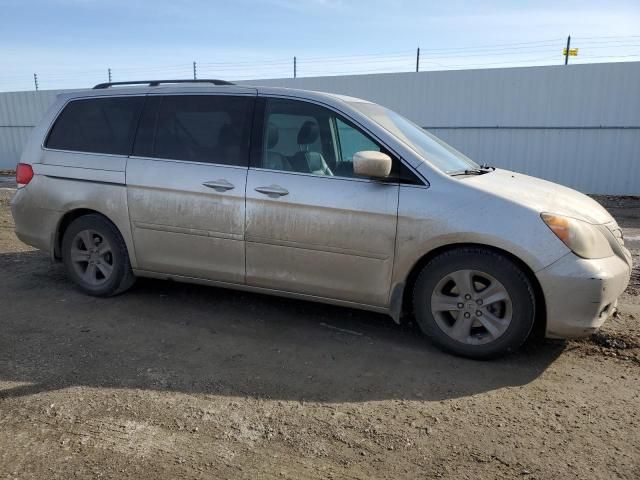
[203,179,235,192]
[255,185,289,197]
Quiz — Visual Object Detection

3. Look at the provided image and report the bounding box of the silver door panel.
[127,157,246,283]
[245,169,399,306]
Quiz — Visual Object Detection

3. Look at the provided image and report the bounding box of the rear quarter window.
[45,96,145,155]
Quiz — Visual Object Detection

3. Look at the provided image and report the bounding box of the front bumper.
[537,251,632,338]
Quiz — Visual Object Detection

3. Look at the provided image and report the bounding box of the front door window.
[260,98,384,179]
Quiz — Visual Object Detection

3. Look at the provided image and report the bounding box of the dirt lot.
[0,184,639,479]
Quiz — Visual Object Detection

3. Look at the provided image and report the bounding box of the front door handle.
[255,185,289,197]
[203,179,235,192]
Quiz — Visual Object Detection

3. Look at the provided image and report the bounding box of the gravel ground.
[0,186,638,479]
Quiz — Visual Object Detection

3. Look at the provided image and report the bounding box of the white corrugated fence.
[1,62,639,194]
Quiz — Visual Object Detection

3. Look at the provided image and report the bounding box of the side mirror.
[353,151,392,178]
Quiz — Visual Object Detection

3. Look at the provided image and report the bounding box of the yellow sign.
[563,48,579,56]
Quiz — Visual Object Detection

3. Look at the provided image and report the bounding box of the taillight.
[16,163,34,187]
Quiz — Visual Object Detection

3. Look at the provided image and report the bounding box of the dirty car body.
[11,81,632,358]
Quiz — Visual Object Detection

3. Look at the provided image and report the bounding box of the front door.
[126,93,255,283]
[245,97,399,306]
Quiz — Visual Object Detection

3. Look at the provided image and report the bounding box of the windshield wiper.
[449,164,496,176]
[450,168,484,176]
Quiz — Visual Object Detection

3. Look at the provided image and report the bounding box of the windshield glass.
[349,102,478,174]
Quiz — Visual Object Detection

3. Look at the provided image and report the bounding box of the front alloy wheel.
[430,269,512,346]
[413,247,536,359]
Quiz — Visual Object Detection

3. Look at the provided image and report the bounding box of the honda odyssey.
[11,79,633,358]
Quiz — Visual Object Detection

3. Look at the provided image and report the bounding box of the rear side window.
[134,95,254,166]
[46,96,145,155]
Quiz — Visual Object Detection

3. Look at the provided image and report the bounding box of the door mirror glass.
[353,151,392,178]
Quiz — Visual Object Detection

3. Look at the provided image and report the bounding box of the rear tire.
[61,214,135,297]
[413,247,535,359]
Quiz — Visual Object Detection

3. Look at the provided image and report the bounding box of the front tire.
[413,247,536,359]
[61,214,135,297]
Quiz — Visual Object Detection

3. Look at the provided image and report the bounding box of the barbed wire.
[1,35,639,91]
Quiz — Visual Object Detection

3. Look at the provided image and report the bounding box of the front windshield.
[349,101,478,174]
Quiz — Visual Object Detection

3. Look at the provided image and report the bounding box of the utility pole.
[416,47,420,72]
[33,73,39,91]
[564,35,571,65]
[193,61,197,80]
[108,68,112,82]
[293,56,297,79]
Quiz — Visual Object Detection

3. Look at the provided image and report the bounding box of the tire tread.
[61,213,135,297]
[412,246,536,359]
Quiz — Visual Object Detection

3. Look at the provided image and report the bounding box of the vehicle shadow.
[0,250,564,403]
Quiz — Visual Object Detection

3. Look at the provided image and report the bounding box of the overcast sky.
[1,0,639,91]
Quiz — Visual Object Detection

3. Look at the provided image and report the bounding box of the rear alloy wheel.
[62,214,135,296]
[413,247,536,359]
[68,229,115,287]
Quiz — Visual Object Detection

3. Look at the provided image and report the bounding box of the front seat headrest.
[267,122,279,149]
[297,121,319,145]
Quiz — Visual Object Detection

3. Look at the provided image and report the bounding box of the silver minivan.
[11,79,632,358]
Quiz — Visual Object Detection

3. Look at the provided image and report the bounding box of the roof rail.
[92,79,235,89]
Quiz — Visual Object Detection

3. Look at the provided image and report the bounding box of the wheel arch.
[53,208,122,260]
[397,242,547,337]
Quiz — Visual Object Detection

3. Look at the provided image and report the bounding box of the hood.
[465,169,614,224]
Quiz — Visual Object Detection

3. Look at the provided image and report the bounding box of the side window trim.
[329,116,342,165]
[150,96,162,158]
[249,97,266,169]
[131,95,160,158]
[251,94,427,186]
[129,94,151,157]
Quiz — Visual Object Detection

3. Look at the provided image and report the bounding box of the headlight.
[541,213,614,259]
